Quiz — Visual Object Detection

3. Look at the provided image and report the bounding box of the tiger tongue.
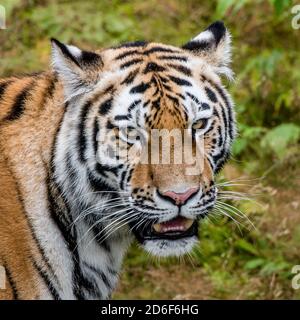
[152,217,193,233]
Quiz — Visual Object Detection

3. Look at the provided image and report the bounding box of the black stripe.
[158,55,188,62]
[167,64,192,76]
[47,177,73,245]
[106,120,116,129]
[159,76,170,84]
[45,75,57,100]
[78,101,91,163]
[99,98,113,115]
[107,267,118,276]
[104,84,114,94]
[182,40,212,52]
[4,81,35,121]
[0,80,13,101]
[206,155,214,172]
[143,62,166,73]
[83,262,112,291]
[47,177,87,300]
[166,94,179,105]
[213,85,234,139]
[217,125,224,147]
[120,58,143,69]
[144,46,179,55]
[203,120,216,138]
[162,84,172,91]
[205,87,218,103]
[81,50,103,66]
[143,100,150,108]
[151,97,161,109]
[168,75,192,87]
[120,169,127,190]
[121,68,139,85]
[51,38,81,68]
[32,259,61,300]
[202,74,234,140]
[65,153,78,195]
[115,50,140,60]
[2,263,18,299]
[213,150,229,173]
[201,102,210,110]
[176,93,186,100]
[220,104,229,135]
[95,162,119,177]
[38,75,58,112]
[114,115,130,121]
[116,41,147,48]
[88,170,115,192]
[130,82,151,94]
[187,92,201,105]
[126,168,134,186]
[93,118,100,156]
[128,99,141,113]
[152,86,160,96]
[92,224,111,252]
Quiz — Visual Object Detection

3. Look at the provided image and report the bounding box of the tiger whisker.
[94,211,141,245]
[84,210,137,248]
[71,191,130,203]
[213,207,244,233]
[74,207,134,252]
[70,201,130,228]
[218,195,262,208]
[215,176,262,186]
[215,201,256,230]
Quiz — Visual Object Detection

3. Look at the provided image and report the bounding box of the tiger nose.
[160,187,199,206]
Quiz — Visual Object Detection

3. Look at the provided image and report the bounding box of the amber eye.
[192,119,208,131]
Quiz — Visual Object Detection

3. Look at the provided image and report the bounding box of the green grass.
[1,0,300,299]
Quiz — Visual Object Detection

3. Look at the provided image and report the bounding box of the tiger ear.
[182,21,233,79]
[51,38,103,99]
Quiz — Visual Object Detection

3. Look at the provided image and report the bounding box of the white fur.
[143,237,198,257]
[192,30,214,42]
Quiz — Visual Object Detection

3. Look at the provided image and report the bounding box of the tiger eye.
[192,119,207,130]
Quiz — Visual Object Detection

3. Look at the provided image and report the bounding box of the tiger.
[0,21,236,300]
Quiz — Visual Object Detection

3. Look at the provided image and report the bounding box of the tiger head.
[52,21,236,257]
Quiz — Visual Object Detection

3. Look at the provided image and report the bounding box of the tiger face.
[52,21,236,257]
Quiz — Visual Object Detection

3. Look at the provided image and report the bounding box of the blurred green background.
[1,0,300,299]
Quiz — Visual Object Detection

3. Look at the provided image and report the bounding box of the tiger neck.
[49,100,132,299]
[48,168,131,299]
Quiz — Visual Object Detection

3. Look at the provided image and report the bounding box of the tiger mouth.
[131,217,198,242]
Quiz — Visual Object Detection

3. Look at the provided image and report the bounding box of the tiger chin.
[0,21,236,300]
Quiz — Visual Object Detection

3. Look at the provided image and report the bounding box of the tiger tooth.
[184,219,194,230]
[153,223,162,233]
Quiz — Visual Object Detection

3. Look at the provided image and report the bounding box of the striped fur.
[0,21,236,299]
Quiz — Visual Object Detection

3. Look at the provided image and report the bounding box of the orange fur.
[0,72,64,299]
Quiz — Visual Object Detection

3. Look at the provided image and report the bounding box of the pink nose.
[162,187,199,206]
